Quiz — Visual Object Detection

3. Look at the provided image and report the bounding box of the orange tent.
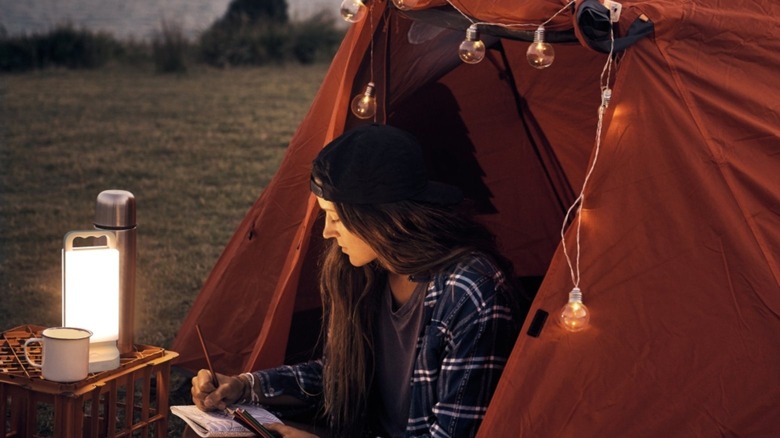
[172,0,780,435]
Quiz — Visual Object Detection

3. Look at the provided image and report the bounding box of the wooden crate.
[1,325,178,437]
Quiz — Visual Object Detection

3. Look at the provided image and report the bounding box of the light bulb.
[351,82,377,119]
[559,287,590,332]
[391,0,417,10]
[526,25,555,69]
[340,0,367,23]
[458,25,486,64]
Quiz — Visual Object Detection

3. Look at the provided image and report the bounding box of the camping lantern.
[61,190,137,373]
[63,230,121,372]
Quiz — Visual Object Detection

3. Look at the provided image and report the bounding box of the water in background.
[0,0,337,40]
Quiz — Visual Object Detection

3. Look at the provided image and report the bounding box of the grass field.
[0,64,328,434]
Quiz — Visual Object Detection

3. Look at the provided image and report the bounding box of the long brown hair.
[319,200,518,436]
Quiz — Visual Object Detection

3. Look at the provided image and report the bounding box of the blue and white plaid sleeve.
[255,359,324,404]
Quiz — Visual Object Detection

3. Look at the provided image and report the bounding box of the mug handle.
[23,337,43,368]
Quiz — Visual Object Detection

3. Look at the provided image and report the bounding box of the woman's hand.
[190,369,244,411]
[264,423,321,438]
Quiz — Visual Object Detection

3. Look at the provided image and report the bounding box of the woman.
[192,124,523,437]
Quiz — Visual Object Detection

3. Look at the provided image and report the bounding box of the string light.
[350,0,378,120]
[444,0,574,66]
[340,0,367,23]
[526,25,555,69]
[350,82,377,119]
[559,287,590,332]
[379,0,618,331]
[558,8,617,333]
[458,24,486,64]
[351,2,619,331]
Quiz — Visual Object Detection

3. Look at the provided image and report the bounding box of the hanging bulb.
[391,0,417,10]
[559,287,590,332]
[526,25,555,69]
[458,25,486,64]
[340,0,367,23]
[351,82,377,119]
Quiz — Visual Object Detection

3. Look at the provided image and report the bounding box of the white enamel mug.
[23,327,93,382]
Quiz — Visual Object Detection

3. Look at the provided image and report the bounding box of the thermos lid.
[95,190,136,228]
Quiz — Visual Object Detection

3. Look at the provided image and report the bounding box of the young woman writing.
[191,124,523,437]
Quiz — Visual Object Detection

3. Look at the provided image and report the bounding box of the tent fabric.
[172,0,780,435]
[479,0,780,436]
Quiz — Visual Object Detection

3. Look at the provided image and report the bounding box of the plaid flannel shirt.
[255,253,521,437]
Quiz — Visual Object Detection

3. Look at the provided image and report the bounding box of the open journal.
[171,404,282,437]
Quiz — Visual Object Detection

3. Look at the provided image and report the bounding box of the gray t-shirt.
[375,281,426,438]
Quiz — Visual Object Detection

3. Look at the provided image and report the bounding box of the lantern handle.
[63,230,117,252]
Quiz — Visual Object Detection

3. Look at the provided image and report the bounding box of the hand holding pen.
[191,368,245,411]
[190,325,284,437]
[190,324,246,412]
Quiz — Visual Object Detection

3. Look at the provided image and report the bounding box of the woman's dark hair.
[318,199,519,436]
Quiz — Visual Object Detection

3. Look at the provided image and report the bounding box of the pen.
[195,323,220,389]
